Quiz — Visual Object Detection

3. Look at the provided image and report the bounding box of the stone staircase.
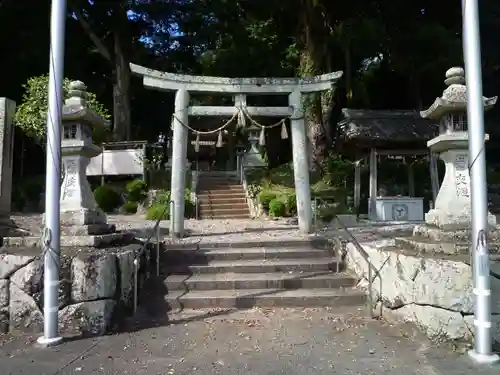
[197,172,250,219]
[157,241,366,310]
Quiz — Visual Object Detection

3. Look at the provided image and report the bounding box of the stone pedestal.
[57,81,125,243]
[424,133,496,231]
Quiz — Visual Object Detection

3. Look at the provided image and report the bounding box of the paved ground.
[1,307,499,375]
[4,215,499,374]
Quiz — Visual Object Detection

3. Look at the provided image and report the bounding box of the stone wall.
[0,242,157,336]
[344,238,500,343]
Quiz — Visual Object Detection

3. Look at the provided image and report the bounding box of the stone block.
[60,223,115,236]
[10,258,44,307]
[71,252,117,302]
[9,282,43,332]
[60,209,107,226]
[395,304,472,343]
[0,279,9,333]
[0,251,37,278]
[2,232,134,248]
[115,247,136,307]
[58,299,115,336]
[346,238,500,342]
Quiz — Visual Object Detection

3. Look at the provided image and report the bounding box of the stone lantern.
[59,81,112,234]
[242,123,266,168]
[419,67,497,232]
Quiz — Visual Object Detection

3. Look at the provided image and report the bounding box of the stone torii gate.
[130,63,343,236]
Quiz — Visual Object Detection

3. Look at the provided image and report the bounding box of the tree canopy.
[2,0,500,171]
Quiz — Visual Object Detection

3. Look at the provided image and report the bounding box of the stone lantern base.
[396,134,500,255]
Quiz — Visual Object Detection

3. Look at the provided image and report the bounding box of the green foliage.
[94,185,122,213]
[258,191,277,210]
[14,75,111,144]
[184,197,195,218]
[146,203,169,221]
[125,179,147,202]
[320,153,354,188]
[268,198,286,217]
[120,201,138,214]
[285,193,297,216]
[151,189,171,206]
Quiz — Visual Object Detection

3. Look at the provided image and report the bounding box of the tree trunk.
[112,30,131,141]
[299,51,329,172]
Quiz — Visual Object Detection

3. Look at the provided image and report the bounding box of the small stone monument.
[397,67,499,252]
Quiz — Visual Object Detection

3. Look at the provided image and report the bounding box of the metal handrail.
[332,213,378,318]
[312,196,377,317]
[132,203,169,314]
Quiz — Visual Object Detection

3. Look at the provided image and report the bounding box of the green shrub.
[125,179,147,202]
[151,190,171,206]
[94,185,122,213]
[269,198,286,217]
[184,198,195,218]
[120,201,138,214]
[259,191,277,211]
[146,203,169,220]
[285,193,297,216]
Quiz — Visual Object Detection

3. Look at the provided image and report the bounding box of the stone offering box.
[374,197,424,222]
[0,243,159,335]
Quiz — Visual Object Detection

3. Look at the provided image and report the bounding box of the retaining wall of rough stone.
[344,238,500,343]
[0,242,156,336]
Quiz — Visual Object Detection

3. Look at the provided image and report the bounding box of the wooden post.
[408,162,415,196]
[354,157,362,214]
[369,148,377,220]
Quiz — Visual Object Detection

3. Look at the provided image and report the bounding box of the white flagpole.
[37,0,67,347]
[462,0,500,364]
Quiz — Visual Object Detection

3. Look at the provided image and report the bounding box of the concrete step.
[197,196,247,204]
[198,184,244,190]
[198,213,251,219]
[198,207,249,215]
[198,202,249,209]
[165,271,356,291]
[164,246,333,262]
[199,210,250,217]
[198,191,246,198]
[164,288,366,309]
[165,257,337,274]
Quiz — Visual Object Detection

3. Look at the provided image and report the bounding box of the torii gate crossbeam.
[130,63,343,236]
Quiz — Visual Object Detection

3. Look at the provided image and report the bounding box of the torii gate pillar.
[289,90,313,232]
[170,89,189,237]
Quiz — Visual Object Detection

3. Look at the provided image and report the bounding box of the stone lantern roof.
[62,81,110,128]
[420,67,497,120]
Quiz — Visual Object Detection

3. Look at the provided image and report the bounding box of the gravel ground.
[10,213,311,245]
[0,307,498,375]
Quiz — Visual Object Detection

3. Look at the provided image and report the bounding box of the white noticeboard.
[373,197,424,222]
[87,149,144,176]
